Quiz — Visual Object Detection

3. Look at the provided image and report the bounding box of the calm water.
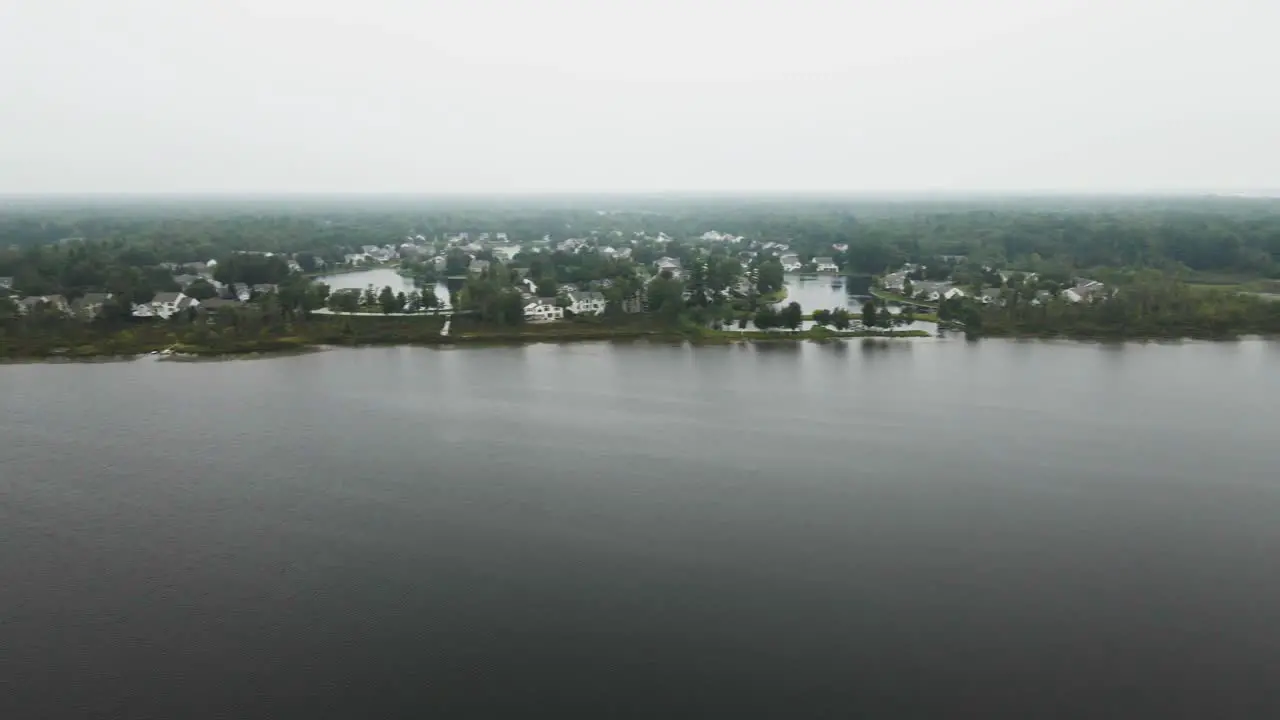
[780,272,867,311]
[4,339,1280,718]
[320,268,452,309]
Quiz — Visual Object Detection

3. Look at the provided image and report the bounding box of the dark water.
[3,339,1280,718]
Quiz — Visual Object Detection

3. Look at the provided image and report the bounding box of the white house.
[1064,282,1105,303]
[17,295,71,315]
[779,253,802,272]
[523,298,564,323]
[832,243,849,253]
[881,272,908,292]
[913,281,951,301]
[943,287,967,300]
[134,292,198,319]
[813,257,839,273]
[655,257,683,273]
[492,246,521,263]
[568,290,607,316]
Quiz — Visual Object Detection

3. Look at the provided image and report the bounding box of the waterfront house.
[1064,281,1106,303]
[523,298,564,323]
[881,272,908,292]
[73,293,112,319]
[134,292,198,319]
[18,295,71,315]
[913,281,951,302]
[567,290,607,316]
[813,257,839,273]
[779,253,802,272]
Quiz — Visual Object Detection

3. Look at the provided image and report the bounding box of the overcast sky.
[2,0,1277,194]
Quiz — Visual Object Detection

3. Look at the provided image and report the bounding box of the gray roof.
[198,297,241,310]
[21,295,64,308]
[569,290,605,302]
[152,292,183,304]
[813,257,835,264]
[78,293,111,304]
[981,287,1004,300]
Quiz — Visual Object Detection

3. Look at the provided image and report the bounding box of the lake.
[4,339,1280,718]
[320,267,454,309]
[779,272,869,311]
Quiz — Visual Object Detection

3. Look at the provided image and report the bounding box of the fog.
[3,0,1277,194]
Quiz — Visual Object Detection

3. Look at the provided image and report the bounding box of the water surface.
[3,339,1279,718]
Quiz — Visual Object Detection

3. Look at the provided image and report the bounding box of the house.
[492,246,521,263]
[344,253,370,266]
[881,272,908,292]
[654,257,683,273]
[18,295,71,315]
[0,277,14,292]
[172,274,201,289]
[998,270,1038,285]
[567,290,607,316]
[913,281,952,302]
[813,257,839,273]
[943,287,967,300]
[779,253,802,272]
[518,277,538,295]
[134,292,198,319]
[73,293,112,319]
[523,297,564,322]
[979,288,1004,305]
[598,246,618,259]
[184,262,209,275]
[614,247,633,260]
[196,297,243,314]
[431,255,447,270]
[832,243,849,253]
[1064,282,1106,303]
[251,284,278,297]
[469,259,491,275]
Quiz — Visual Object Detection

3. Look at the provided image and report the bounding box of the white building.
[813,257,839,273]
[568,291,607,316]
[134,292,199,319]
[523,298,564,322]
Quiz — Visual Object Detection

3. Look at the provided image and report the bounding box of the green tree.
[421,287,439,310]
[862,299,880,329]
[830,307,851,330]
[811,309,832,327]
[378,285,397,314]
[779,301,803,330]
[536,278,559,297]
[183,279,218,300]
[756,260,784,295]
[754,304,779,330]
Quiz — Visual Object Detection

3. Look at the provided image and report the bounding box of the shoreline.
[4,328,1277,363]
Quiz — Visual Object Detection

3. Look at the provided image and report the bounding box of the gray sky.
[3,0,1277,194]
